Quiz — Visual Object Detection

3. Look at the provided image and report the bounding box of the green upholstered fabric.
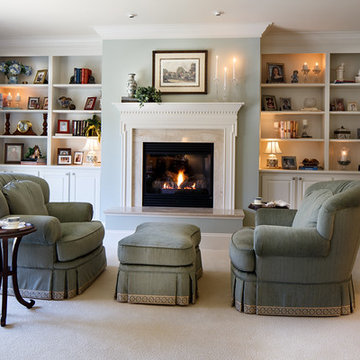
[47,202,93,222]
[230,228,255,272]
[2,180,48,215]
[292,189,333,228]
[57,221,104,262]
[256,208,297,227]
[229,180,360,317]
[0,191,10,218]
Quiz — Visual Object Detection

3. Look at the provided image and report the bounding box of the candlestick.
[302,62,309,71]
[232,58,236,80]
[314,62,320,71]
[15,92,21,108]
[215,55,219,80]
[224,67,227,90]
[7,92,12,101]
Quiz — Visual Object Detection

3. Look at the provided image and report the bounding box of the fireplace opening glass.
[143,142,214,207]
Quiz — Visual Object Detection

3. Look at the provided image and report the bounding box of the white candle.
[314,62,320,71]
[7,92,12,101]
[224,67,227,89]
[302,119,308,126]
[15,93,21,102]
[215,55,219,80]
[303,62,309,70]
[341,150,348,162]
[232,57,236,80]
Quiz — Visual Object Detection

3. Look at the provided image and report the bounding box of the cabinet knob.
[298,177,303,181]
[72,173,75,176]
[292,177,296,180]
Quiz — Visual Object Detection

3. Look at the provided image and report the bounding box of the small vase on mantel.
[7,75,18,84]
[127,73,137,98]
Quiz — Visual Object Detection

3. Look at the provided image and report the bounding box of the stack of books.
[72,120,88,136]
[279,120,299,139]
[74,68,92,84]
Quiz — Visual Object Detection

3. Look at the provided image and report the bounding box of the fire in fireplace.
[143,142,214,207]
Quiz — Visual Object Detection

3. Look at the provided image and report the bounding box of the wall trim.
[95,22,272,40]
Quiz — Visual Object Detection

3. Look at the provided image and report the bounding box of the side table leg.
[11,236,35,309]
[1,239,8,327]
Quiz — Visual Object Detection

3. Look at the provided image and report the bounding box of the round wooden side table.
[0,223,36,327]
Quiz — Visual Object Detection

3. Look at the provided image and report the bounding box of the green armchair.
[0,173,106,299]
[230,180,360,316]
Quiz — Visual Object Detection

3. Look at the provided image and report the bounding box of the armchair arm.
[47,202,93,223]
[6,215,61,245]
[254,225,330,257]
[255,208,297,227]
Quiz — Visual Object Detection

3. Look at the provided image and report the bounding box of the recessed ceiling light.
[213,11,224,17]
[128,13,137,19]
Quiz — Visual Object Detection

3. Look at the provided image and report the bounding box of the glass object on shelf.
[302,97,318,111]
[301,119,312,138]
[15,93,21,108]
[338,147,351,169]
[312,62,321,82]
[301,62,310,82]
[264,141,282,168]
[83,138,100,166]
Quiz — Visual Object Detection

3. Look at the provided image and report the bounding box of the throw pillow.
[292,189,333,228]
[2,180,48,215]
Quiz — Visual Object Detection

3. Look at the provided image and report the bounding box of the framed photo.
[42,97,48,110]
[58,155,72,165]
[280,97,292,111]
[281,156,297,170]
[28,97,40,110]
[4,143,24,164]
[347,101,358,111]
[262,95,277,111]
[267,63,285,83]
[57,148,71,156]
[57,119,70,134]
[33,69,48,84]
[152,50,208,94]
[84,96,97,110]
[335,98,345,111]
[73,151,84,165]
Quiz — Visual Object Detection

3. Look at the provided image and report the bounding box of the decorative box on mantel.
[113,102,244,210]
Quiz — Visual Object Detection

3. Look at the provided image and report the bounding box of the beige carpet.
[1,232,360,360]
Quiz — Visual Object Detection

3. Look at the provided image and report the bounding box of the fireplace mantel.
[113,102,244,210]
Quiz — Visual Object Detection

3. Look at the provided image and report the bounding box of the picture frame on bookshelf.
[267,63,285,83]
[335,98,345,111]
[73,151,84,165]
[42,97,48,110]
[28,97,40,110]
[281,156,297,170]
[4,143,24,164]
[347,102,358,111]
[57,119,70,134]
[58,155,72,165]
[262,95,277,111]
[33,70,47,84]
[84,97,97,110]
[280,97,292,111]
[152,50,208,94]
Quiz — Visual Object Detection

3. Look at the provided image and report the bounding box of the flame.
[192,183,196,189]
[177,170,185,188]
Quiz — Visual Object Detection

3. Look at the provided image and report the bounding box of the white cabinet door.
[40,169,70,202]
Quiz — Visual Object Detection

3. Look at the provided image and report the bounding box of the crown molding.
[94,22,272,40]
[0,36,102,56]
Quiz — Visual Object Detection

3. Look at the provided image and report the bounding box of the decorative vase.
[127,73,137,98]
[7,75,18,84]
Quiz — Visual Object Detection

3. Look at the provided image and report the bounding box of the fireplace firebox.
[143,142,214,207]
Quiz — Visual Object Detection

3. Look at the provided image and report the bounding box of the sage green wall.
[101,38,260,218]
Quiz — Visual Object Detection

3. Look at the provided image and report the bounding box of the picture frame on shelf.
[73,151,84,165]
[280,97,292,111]
[57,148,71,156]
[33,69,47,84]
[84,96,97,110]
[58,155,72,165]
[281,156,297,170]
[335,98,345,111]
[262,95,277,111]
[4,143,24,164]
[152,50,208,94]
[267,63,285,83]
[42,97,48,110]
[57,119,70,134]
[347,102,358,111]
[28,97,40,110]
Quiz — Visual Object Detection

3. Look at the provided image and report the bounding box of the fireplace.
[143,142,214,207]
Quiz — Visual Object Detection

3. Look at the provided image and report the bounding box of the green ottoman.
[115,222,202,306]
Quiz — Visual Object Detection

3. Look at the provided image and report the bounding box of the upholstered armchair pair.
[0,173,106,299]
[230,180,360,316]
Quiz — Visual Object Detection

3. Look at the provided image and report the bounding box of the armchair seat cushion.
[230,228,255,272]
[56,221,104,262]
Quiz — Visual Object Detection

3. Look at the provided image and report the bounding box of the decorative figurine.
[291,70,299,83]
[336,63,344,82]
[127,73,137,98]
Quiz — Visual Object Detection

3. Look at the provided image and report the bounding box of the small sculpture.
[58,96,74,109]
[291,70,299,83]
[336,63,344,82]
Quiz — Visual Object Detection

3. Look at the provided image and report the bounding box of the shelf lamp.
[264,141,282,168]
[83,138,100,165]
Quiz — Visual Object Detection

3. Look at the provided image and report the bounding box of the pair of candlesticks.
[213,56,239,100]
[301,62,321,82]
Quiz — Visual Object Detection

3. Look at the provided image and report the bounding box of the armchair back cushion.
[2,180,48,215]
[292,189,333,228]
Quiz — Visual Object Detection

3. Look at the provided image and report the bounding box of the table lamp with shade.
[82,138,100,165]
[264,141,282,168]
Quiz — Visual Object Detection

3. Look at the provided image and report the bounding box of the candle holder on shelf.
[312,62,321,82]
[301,119,312,138]
[301,62,310,82]
[338,147,351,170]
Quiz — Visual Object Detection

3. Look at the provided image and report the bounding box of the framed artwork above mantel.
[152,50,208,94]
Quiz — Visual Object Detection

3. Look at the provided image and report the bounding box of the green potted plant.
[84,114,101,142]
[134,86,162,107]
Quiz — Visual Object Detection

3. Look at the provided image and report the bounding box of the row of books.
[54,120,88,137]
[278,120,299,139]
[74,68,92,84]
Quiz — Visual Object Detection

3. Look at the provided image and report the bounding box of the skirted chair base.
[7,245,107,300]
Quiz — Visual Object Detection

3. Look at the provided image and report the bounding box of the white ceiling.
[1,0,360,41]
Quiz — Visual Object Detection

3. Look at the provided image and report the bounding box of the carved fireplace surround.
[113,102,244,210]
